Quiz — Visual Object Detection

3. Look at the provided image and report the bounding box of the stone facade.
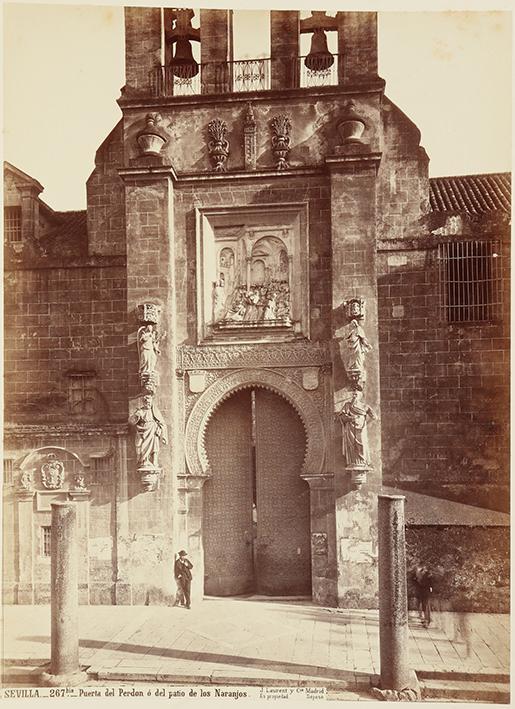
[3,9,510,610]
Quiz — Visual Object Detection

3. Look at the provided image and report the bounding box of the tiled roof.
[429,173,511,214]
[41,210,88,256]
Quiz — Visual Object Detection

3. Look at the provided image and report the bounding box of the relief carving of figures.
[341,318,372,387]
[337,390,376,468]
[129,394,168,472]
[41,454,65,489]
[213,236,292,329]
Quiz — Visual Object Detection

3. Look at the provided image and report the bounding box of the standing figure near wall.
[341,318,372,381]
[130,394,168,470]
[137,324,160,375]
[337,390,376,468]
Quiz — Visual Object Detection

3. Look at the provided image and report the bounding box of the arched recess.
[184,368,326,478]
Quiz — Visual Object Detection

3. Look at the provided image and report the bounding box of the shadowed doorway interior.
[203,387,311,597]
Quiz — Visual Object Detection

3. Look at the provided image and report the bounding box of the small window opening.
[41,526,52,557]
[4,207,22,243]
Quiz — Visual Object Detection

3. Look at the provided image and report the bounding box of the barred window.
[93,456,112,484]
[438,241,502,323]
[67,372,96,415]
[41,526,52,557]
[3,459,14,485]
[4,206,22,243]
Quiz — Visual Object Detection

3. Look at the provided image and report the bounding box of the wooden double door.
[203,388,311,596]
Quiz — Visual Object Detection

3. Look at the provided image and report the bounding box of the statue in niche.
[337,390,376,468]
[137,324,161,376]
[341,318,372,385]
[129,394,168,471]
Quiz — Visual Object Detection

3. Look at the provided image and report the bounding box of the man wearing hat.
[174,550,193,609]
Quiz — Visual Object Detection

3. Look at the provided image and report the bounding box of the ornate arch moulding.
[184,368,326,479]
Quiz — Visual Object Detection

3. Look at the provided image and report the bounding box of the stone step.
[421,678,510,703]
[417,669,510,684]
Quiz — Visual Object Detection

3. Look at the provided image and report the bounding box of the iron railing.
[150,54,340,97]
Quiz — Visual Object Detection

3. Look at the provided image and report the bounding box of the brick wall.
[378,237,510,511]
[4,265,128,424]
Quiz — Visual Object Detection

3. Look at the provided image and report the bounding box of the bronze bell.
[170,38,199,79]
[305,28,334,72]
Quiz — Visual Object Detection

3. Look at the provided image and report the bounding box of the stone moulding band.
[184,368,326,478]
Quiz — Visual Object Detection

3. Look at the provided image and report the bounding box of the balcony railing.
[150,54,340,98]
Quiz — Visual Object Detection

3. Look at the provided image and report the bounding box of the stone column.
[114,433,131,605]
[176,475,209,604]
[302,474,337,606]
[270,11,299,90]
[374,494,419,699]
[124,7,162,96]
[337,12,378,85]
[200,9,231,94]
[68,487,91,605]
[15,490,34,604]
[328,145,382,608]
[41,503,87,686]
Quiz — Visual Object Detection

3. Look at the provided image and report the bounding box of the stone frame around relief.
[195,202,310,344]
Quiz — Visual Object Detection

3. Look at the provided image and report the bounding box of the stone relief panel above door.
[196,203,310,343]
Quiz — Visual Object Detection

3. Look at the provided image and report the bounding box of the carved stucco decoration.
[207,118,230,172]
[178,342,330,371]
[243,103,257,171]
[270,114,292,170]
[41,453,65,489]
[184,368,326,479]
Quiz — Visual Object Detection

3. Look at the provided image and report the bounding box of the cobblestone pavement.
[2,597,509,691]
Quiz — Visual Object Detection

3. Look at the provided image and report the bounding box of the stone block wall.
[4,265,128,424]
[378,238,510,511]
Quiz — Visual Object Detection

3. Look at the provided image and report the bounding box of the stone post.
[41,503,87,686]
[374,494,419,700]
[124,7,162,96]
[337,12,378,85]
[270,11,299,90]
[200,9,231,94]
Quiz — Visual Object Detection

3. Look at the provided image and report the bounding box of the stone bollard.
[371,494,420,701]
[41,502,87,686]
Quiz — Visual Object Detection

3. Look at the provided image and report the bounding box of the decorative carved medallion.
[41,453,65,490]
[243,103,257,171]
[302,368,319,391]
[178,342,330,372]
[311,532,328,556]
[270,114,292,170]
[188,370,207,394]
[184,368,326,479]
[207,118,229,172]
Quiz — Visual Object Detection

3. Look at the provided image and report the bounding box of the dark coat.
[174,557,193,582]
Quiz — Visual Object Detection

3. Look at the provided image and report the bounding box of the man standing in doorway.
[174,550,193,609]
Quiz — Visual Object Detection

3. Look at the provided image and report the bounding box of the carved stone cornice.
[4,424,129,440]
[177,342,330,371]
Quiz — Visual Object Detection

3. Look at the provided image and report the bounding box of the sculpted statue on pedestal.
[129,394,168,471]
[337,390,376,468]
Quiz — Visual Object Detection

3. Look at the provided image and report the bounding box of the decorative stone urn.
[207,118,230,172]
[136,113,168,156]
[337,101,366,144]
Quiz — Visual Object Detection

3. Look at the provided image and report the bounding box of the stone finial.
[243,103,257,171]
[270,114,292,170]
[207,118,230,172]
[136,113,168,156]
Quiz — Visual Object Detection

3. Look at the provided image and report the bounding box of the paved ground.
[2,597,510,694]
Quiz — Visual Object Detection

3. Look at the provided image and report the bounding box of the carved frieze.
[41,453,65,490]
[207,118,229,172]
[178,342,330,371]
[311,532,328,556]
[270,114,292,170]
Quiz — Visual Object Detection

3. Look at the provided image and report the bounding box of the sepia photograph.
[2,1,511,704]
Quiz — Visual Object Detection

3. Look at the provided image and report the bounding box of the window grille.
[438,241,502,323]
[4,207,22,243]
[93,456,112,484]
[67,373,96,415]
[41,526,52,557]
[3,459,14,485]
